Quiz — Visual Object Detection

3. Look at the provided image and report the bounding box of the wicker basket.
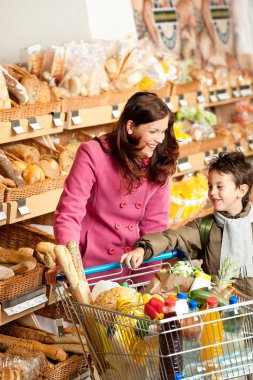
[0,223,55,249]
[0,103,22,122]
[170,79,200,96]
[19,100,62,119]
[4,178,52,202]
[0,183,6,203]
[0,264,44,301]
[49,354,88,380]
[0,223,54,300]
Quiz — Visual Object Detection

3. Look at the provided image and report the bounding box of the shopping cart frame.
[56,250,253,380]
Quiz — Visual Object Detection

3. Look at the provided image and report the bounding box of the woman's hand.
[120,247,145,269]
[45,266,62,287]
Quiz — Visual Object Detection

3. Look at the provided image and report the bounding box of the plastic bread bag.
[41,45,66,86]
[19,43,44,78]
[0,355,41,380]
[58,41,110,97]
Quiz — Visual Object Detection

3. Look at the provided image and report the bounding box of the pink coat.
[54,140,170,281]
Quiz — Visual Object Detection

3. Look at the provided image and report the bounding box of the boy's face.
[208,170,246,216]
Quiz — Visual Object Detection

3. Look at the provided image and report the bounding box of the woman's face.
[126,115,169,157]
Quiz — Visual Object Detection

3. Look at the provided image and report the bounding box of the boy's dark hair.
[208,151,253,206]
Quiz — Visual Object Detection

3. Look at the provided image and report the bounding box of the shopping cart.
[55,249,253,380]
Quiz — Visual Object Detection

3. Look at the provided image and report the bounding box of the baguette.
[54,245,79,289]
[51,334,86,345]
[0,334,67,361]
[0,324,55,344]
[52,343,85,354]
[66,240,92,304]
[54,244,91,304]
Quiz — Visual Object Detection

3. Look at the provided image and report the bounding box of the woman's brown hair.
[95,92,179,192]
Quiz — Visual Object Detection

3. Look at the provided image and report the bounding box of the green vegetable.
[169,261,203,278]
[189,289,228,306]
[135,319,151,339]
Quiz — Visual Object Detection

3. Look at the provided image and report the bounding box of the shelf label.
[248,137,253,150]
[11,120,25,135]
[217,89,230,101]
[17,199,30,216]
[0,203,7,222]
[232,87,241,98]
[71,110,83,125]
[52,112,63,127]
[179,95,187,107]
[197,92,205,104]
[204,151,211,165]
[165,97,174,110]
[28,117,43,130]
[240,86,252,97]
[235,142,245,153]
[3,294,48,316]
[209,92,218,103]
[178,157,192,172]
[111,105,120,119]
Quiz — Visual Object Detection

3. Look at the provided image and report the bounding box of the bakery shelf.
[0,113,65,144]
[6,187,63,224]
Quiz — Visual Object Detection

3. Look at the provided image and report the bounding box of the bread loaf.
[22,164,45,184]
[0,323,55,344]
[1,65,29,104]
[0,149,25,187]
[35,241,56,268]
[54,244,91,304]
[0,334,67,361]
[37,158,60,178]
[4,144,40,164]
[0,265,15,280]
[0,247,36,265]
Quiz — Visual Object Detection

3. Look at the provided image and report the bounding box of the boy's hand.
[120,247,145,269]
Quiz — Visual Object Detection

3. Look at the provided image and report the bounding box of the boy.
[121,151,253,297]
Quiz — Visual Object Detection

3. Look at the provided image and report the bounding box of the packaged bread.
[1,65,29,104]
[94,286,134,311]
[0,67,11,109]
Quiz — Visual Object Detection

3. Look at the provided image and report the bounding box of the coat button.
[120,201,127,208]
[128,224,135,231]
[115,222,121,230]
[124,246,132,253]
[108,248,116,255]
[135,202,142,209]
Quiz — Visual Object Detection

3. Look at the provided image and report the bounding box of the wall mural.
[131,0,241,69]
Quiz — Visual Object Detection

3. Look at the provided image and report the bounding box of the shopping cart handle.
[56,249,186,281]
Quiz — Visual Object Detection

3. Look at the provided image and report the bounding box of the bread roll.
[0,247,36,265]
[23,164,45,184]
[37,158,60,178]
[0,265,15,280]
[58,150,75,174]
[35,242,56,261]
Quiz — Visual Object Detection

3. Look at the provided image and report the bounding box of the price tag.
[240,86,252,97]
[165,98,174,110]
[232,87,241,98]
[217,90,230,101]
[235,143,244,153]
[209,92,218,103]
[3,294,48,316]
[248,137,253,150]
[17,199,30,216]
[213,149,219,157]
[11,120,25,135]
[111,105,120,119]
[28,117,43,130]
[178,158,192,172]
[179,95,187,107]
[71,110,83,125]
[197,92,205,104]
[0,204,7,222]
[52,112,63,127]
[204,151,211,165]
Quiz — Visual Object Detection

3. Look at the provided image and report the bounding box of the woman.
[52,91,179,282]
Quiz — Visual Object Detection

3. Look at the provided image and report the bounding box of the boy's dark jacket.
[137,202,253,297]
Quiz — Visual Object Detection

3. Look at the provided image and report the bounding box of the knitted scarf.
[214,204,253,278]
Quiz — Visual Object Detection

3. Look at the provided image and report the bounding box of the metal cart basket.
[56,250,253,380]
